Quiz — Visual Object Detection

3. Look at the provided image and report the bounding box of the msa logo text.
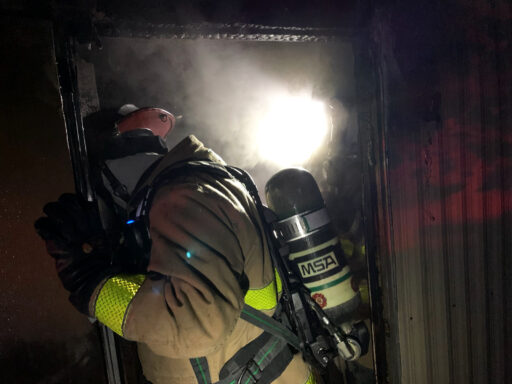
[298,253,339,278]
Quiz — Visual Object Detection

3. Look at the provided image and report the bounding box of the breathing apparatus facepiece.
[265,168,368,361]
[102,105,175,160]
[103,129,168,161]
[99,105,175,206]
[92,106,176,272]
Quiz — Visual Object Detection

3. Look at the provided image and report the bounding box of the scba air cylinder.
[265,168,360,324]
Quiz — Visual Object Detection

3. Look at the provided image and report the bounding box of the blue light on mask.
[186,251,192,259]
[126,219,135,225]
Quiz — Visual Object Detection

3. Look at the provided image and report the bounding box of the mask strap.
[101,163,131,202]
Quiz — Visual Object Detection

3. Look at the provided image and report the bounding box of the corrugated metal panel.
[363,0,511,382]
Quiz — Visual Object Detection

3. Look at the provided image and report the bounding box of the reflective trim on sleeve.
[305,370,317,384]
[94,274,146,336]
[244,269,282,311]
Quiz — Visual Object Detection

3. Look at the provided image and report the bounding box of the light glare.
[257,95,328,167]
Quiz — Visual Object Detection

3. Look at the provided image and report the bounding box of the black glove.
[35,193,121,315]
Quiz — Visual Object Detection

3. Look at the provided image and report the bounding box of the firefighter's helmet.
[116,105,175,139]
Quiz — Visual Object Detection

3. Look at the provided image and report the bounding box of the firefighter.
[35,106,316,384]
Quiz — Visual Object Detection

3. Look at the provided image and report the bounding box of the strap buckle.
[236,359,262,384]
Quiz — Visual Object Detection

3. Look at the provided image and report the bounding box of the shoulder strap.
[240,304,301,351]
[216,332,294,384]
[128,160,236,229]
[190,357,212,384]
[129,159,230,210]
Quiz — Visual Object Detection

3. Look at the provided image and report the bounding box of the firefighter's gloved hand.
[34,193,120,315]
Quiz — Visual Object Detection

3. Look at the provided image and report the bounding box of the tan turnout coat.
[112,136,313,384]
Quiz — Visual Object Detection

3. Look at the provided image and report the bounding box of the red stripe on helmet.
[116,107,175,138]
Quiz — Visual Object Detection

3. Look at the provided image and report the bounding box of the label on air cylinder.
[297,249,342,282]
[289,237,357,310]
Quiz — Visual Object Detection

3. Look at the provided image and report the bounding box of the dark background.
[0,20,109,383]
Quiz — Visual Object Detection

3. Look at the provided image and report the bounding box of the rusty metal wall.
[364,1,512,383]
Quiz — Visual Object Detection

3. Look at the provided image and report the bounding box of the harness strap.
[190,357,212,384]
[240,304,301,351]
[189,304,300,384]
[216,332,293,384]
[220,332,273,381]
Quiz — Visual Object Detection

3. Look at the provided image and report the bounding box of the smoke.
[89,36,357,201]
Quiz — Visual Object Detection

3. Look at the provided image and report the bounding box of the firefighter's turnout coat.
[90,135,315,384]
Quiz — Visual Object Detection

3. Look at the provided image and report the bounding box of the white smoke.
[89,36,356,191]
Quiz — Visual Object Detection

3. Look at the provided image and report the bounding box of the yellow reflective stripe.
[94,274,146,336]
[304,370,316,384]
[340,238,354,257]
[244,269,282,311]
[340,237,367,258]
[275,268,282,294]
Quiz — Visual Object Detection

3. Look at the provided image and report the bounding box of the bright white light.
[256,94,328,167]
